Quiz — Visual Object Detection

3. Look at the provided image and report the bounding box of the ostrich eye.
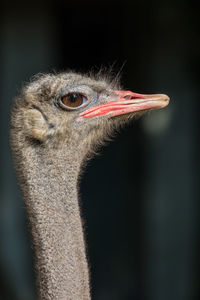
[61,93,87,109]
[56,85,94,111]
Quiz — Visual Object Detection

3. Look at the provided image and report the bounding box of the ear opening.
[24,107,50,142]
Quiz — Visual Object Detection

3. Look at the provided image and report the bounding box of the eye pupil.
[61,93,85,108]
[69,93,78,102]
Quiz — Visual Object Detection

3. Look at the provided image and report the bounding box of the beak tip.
[161,94,170,107]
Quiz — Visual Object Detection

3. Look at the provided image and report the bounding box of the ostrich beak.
[79,90,170,119]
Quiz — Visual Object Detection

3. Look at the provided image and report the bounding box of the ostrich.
[10,72,169,300]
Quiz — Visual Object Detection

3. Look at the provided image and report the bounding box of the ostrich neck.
[20,144,90,300]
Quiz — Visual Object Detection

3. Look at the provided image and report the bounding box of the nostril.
[124,95,137,100]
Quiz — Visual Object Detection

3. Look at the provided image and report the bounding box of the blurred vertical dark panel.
[0,1,199,300]
[138,2,200,299]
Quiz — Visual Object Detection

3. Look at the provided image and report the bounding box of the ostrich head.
[12,71,169,162]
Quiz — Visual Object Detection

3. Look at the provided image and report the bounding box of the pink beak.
[79,90,170,119]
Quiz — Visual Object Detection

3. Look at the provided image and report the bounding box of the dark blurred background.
[0,0,199,299]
